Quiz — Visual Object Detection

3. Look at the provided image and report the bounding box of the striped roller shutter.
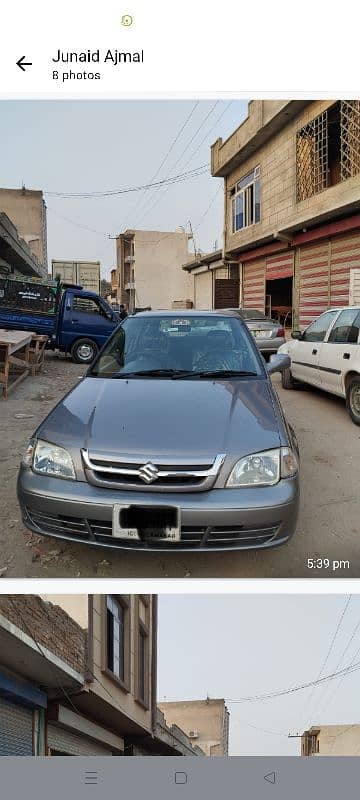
[242,259,265,311]
[330,231,360,307]
[266,251,294,280]
[350,269,360,304]
[0,698,33,755]
[47,724,112,756]
[298,240,331,328]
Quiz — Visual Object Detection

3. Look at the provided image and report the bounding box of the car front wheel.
[346,376,360,425]
[71,338,98,364]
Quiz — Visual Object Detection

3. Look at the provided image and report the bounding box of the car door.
[68,293,115,348]
[317,308,360,397]
[290,310,339,386]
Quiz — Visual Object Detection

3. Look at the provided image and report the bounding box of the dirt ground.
[0,352,359,579]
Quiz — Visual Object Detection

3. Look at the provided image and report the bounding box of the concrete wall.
[0,188,47,270]
[215,101,360,256]
[159,699,229,756]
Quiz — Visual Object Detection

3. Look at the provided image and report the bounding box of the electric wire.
[44,164,208,198]
[301,595,351,730]
[133,101,220,227]
[123,100,200,228]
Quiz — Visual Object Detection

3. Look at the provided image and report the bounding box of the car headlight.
[31,439,76,480]
[226,447,298,488]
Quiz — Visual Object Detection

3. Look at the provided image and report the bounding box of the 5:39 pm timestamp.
[307,557,350,572]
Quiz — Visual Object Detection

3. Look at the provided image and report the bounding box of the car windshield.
[89,314,264,378]
[240,309,268,320]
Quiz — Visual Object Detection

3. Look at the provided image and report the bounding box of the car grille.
[25,508,279,549]
[81,450,226,493]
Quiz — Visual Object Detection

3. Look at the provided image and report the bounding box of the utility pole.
[188,220,197,258]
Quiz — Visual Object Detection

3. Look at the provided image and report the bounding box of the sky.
[157,594,360,757]
[0,99,248,279]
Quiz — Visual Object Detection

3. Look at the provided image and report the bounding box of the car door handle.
[343,352,350,359]
[312,348,317,355]
[71,318,79,322]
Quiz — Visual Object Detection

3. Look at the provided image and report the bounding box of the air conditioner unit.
[189,730,199,739]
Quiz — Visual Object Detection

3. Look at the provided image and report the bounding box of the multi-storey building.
[0,595,203,757]
[210,100,360,327]
[0,188,48,276]
[159,698,230,756]
[115,228,193,311]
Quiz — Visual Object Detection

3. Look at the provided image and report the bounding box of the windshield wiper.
[172,369,259,379]
[111,369,191,379]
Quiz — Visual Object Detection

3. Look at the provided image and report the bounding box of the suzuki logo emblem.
[139,462,159,484]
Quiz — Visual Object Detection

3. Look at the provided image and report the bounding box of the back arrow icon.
[264,772,276,785]
[16,56,32,72]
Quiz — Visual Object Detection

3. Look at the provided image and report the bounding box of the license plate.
[253,330,272,339]
[112,504,181,542]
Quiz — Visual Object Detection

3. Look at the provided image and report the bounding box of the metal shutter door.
[266,251,294,280]
[0,698,33,755]
[330,232,360,306]
[47,724,112,756]
[350,269,360,304]
[298,241,330,328]
[242,259,265,311]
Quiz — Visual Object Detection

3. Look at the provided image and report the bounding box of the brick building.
[210,100,360,328]
[0,595,204,757]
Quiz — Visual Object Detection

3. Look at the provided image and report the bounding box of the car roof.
[132,309,240,317]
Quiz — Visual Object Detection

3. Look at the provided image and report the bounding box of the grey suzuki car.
[18,311,299,551]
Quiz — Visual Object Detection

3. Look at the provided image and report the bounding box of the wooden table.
[0,329,35,399]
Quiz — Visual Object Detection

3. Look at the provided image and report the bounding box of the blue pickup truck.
[0,277,119,363]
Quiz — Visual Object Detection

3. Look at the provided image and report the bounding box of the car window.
[241,309,267,320]
[302,311,338,342]
[327,308,360,344]
[72,296,101,315]
[89,314,264,378]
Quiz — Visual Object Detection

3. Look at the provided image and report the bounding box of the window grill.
[296,111,328,201]
[340,100,360,180]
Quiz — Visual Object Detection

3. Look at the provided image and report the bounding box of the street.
[1,352,359,579]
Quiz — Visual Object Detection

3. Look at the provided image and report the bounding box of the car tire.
[71,338,98,364]
[346,376,360,426]
[281,367,297,390]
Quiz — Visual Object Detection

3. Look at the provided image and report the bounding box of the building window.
[105,595,130,689]
[231,167,260,232]
[136,599,150,708]
[296,101,360,201]
[138,626,147,703]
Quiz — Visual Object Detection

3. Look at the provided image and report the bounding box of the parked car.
[18,310,299,552]
[220,308,286,357]
[278,306,360,425]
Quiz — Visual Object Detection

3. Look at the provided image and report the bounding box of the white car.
[278,306,360,425]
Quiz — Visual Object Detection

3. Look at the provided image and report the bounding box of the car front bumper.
[17,468,299,551]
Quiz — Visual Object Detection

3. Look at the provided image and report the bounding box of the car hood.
[37,376,283,461]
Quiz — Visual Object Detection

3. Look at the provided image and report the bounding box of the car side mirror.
[291,330,302,340]
[267,353,291,376]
